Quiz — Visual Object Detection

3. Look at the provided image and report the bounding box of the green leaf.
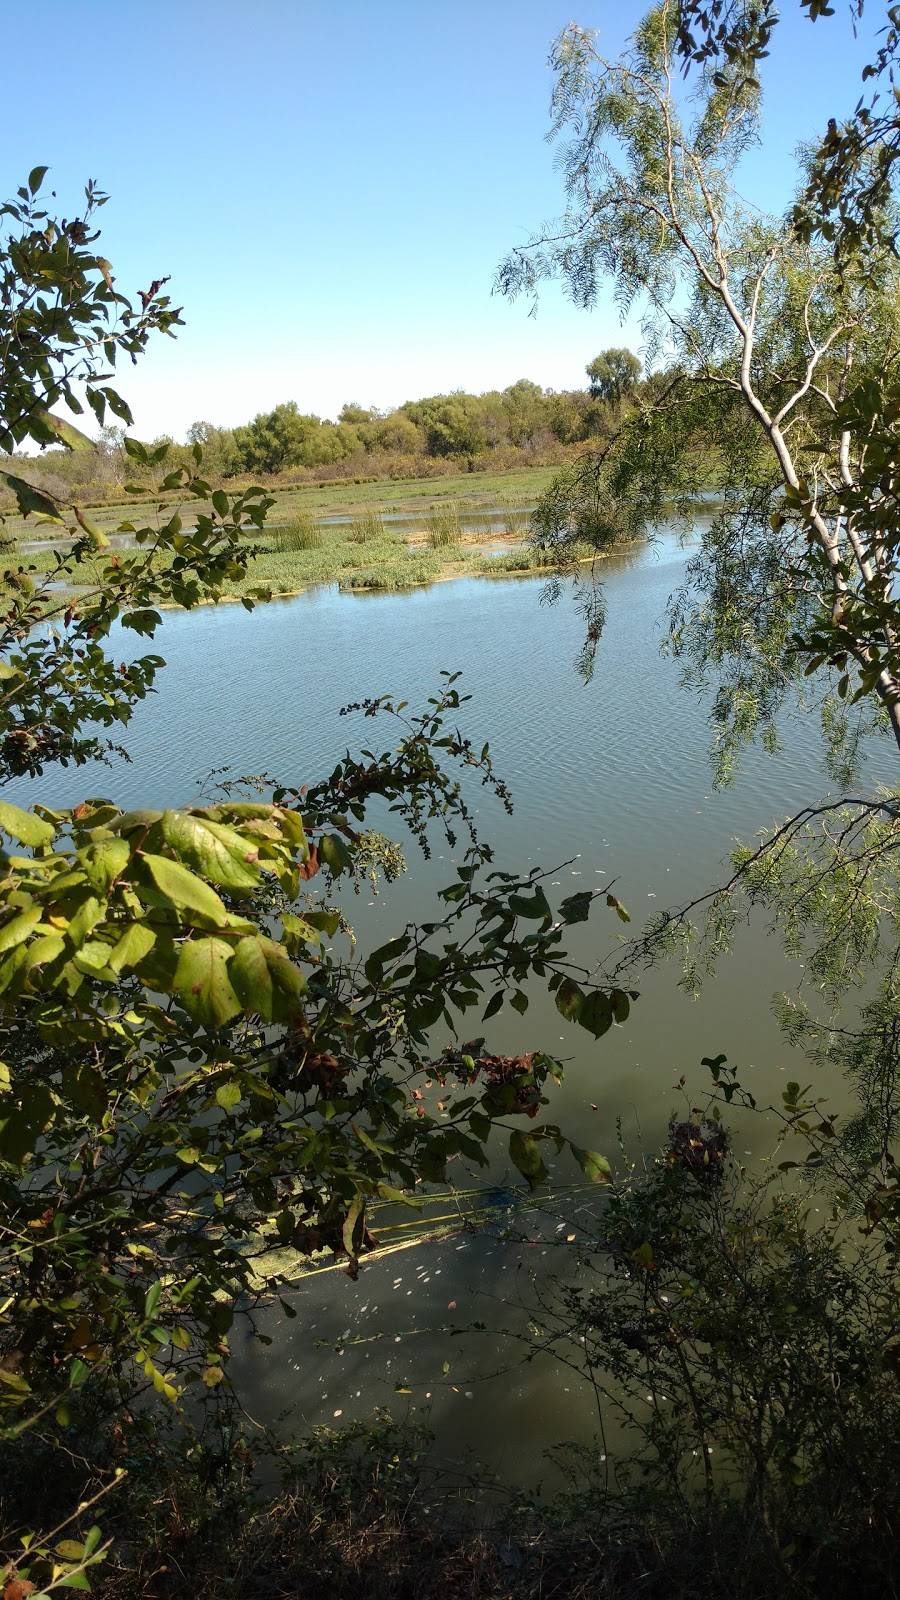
[83,1526,103,1559]
[215,1079,242,1110]
[66,896,103,949]
[78,836,129,893]
[610,988,630,1024]
[160,810,262,893]
[0,904,41,954]
[0,471,62,522]
[578,990,613,1039]
[364,933,410,984]
[302,908,341,938]
[319,832,353,876]
[142,853,230,926]
[28,164,49,194]
[554,977,583,1023]
[570,1144,612,1184]
[144,1281,162,1320]
[174,937,242,1028]
[482,990,503,1021]
[211,488,230,516]
[508,888,551,920]
[230,934,306,1021]
[509,1130,548,1187]
[107,922,157,975]
[0,800,55,847]
[559,890,593,923]
[510,989,529,1015]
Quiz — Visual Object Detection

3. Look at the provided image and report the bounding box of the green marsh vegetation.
[348,506,387,543]
[2,2,900,1595]
[272,510,323,552]
[425,500,461,547]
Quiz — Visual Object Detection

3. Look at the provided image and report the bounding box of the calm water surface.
[19,532,895,1480]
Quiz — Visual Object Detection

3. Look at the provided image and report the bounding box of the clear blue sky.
[2,1,879,439]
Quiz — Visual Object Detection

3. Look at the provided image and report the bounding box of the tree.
[675,0,900,260]
[497,5,900,770]
[585,348,641,404]
[400,393,489,457]
[0,173,627,1452]
[232,401,325,474]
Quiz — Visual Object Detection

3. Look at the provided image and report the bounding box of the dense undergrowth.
[5,1146,899,1600]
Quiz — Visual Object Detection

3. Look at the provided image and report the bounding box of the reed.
[426,502,461,546]
[273,512,322,551]
[348,507,385,543]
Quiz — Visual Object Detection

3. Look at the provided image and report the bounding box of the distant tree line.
[3,352,646,501]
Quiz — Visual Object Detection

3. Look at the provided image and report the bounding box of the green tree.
[400,393,490,457]
[498,5,900,768]
[232,401,323,474]
[585,348,641,404]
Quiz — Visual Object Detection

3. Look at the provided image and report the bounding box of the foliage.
[348,508,387,544]
[675,0,900,259]
[425,502,461,547]
[585,348,641,403]
[519,1133,900,1597]
[273,512,322,551]
[0,170,180,458]
[0,172,271,781]
[497,4,900,768]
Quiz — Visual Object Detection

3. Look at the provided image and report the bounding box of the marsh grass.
[272,513,323,551]
[349,508,387,544]
[499,495,532,539]
[426,502,461,547]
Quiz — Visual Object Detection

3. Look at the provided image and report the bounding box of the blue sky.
[3,1,879,439]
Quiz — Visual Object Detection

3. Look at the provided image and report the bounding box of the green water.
[17,531,894,1479]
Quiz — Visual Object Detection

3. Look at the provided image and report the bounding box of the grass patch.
[499,495,533,539]
[426,503,461,547]
[272,513,322,551]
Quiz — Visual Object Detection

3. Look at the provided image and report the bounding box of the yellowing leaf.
[160,810,262,893]
[0,801,55,848]
[174,937,241,1028]
[230,934,306,1021]
[141,853,229,927]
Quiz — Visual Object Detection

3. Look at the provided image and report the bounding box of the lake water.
[16,531,895,1481]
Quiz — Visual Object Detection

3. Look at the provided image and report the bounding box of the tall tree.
[498,4,900,771]
[585,347,641,403]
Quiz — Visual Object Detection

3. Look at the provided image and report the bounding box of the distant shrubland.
[0,356,654,507]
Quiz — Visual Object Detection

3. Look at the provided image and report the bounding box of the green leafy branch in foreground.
[0,678,625,1438]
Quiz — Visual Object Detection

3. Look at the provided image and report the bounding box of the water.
[15,531,895,1480]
